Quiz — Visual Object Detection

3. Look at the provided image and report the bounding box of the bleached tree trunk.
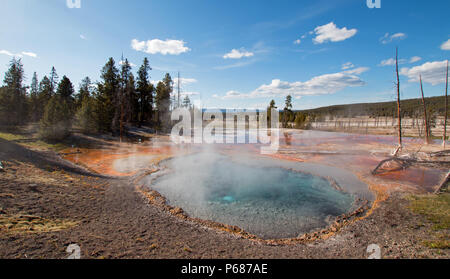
[443,60,448,149]
[396,48,403,149]
[420,76,430,144]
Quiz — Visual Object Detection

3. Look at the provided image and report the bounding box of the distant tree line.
[272,94,448,130]
[0,57,188,140]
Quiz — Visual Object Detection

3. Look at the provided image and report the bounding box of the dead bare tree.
[443,60,448,149]
[396,47,403,150]
[420,75,430,144]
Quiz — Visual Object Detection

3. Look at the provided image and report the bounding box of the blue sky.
[0,0,449,110]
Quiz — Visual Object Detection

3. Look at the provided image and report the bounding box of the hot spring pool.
[146,152,370,239]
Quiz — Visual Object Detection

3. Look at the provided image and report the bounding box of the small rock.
[29,184,40,193]
[170,207,184,215]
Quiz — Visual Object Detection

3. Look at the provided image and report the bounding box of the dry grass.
[0,214,79,237]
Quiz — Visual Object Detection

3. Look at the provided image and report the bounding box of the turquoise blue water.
[150,153,354,239]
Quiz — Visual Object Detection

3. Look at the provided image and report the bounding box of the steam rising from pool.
[146,151,357,239]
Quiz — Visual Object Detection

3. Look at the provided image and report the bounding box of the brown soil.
[0,135,448,259]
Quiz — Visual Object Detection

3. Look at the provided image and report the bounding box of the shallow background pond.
[146,152,357,239]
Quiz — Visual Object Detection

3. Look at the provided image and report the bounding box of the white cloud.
[223,49,254,59]
[0,50,15,57]
[177,78,197,85]
[380,32,406,44]
[441,39,450,50]
[294,39,301,45]
[214,60,255,70]
[0,49,37,58]
[380,56,422,67]
[391,33,406,39]
[119,60,136,67]
[171,91,200,99]
[80,34,87,40]
[131,38,190,55]
[251,74,365,97]
[221,90,248,100]
[21,52,37,58]
[174,78,198,90]
[152,77,198,88]
[181,91,199,97]
[400,60,449,85]
[342,62,354,70]
[313,22,357,44]
[217,68,367,100]
[342,67,370,75]
[409,56,422,63]
[379,58,398,66]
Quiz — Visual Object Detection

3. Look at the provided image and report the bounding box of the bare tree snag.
[396,47,403,149]
[443,60,448,149]
[420,75,430,144]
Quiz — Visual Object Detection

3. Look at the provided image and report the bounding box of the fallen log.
[435,172,450,194]
[372,157,450,175]
[429,150,450,158]
[372,157,411,175]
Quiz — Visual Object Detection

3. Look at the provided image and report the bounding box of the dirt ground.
[0,131,448,259]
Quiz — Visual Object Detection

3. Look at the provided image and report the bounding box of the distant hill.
[297,96,447,118]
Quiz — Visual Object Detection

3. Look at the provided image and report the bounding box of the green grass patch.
[25,140,68,151]
[0,132,26,141]
[0,131,68,152]
[408,194,450,231]
[408,194,450,249]
[423,240,450,249]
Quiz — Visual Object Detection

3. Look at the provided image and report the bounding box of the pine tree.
[136,58,154,126]
[39,95,72,140]
[285,95,292,111]
[155,73,173,132]
[97,58,119,132]
[76,77,93,107]
[125,72,137,123]
[29,72,40,122]
[269,100,276,109]
[57,76,75,101]
[117,58,132,138]
[155,82,165,131]
[267,100,277,128]
[36,76,52,120]
[182,95,191,108]
[283,95,293,128]
[75,95,98,134]
[49,66,59,94]
[0,58,27,126]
